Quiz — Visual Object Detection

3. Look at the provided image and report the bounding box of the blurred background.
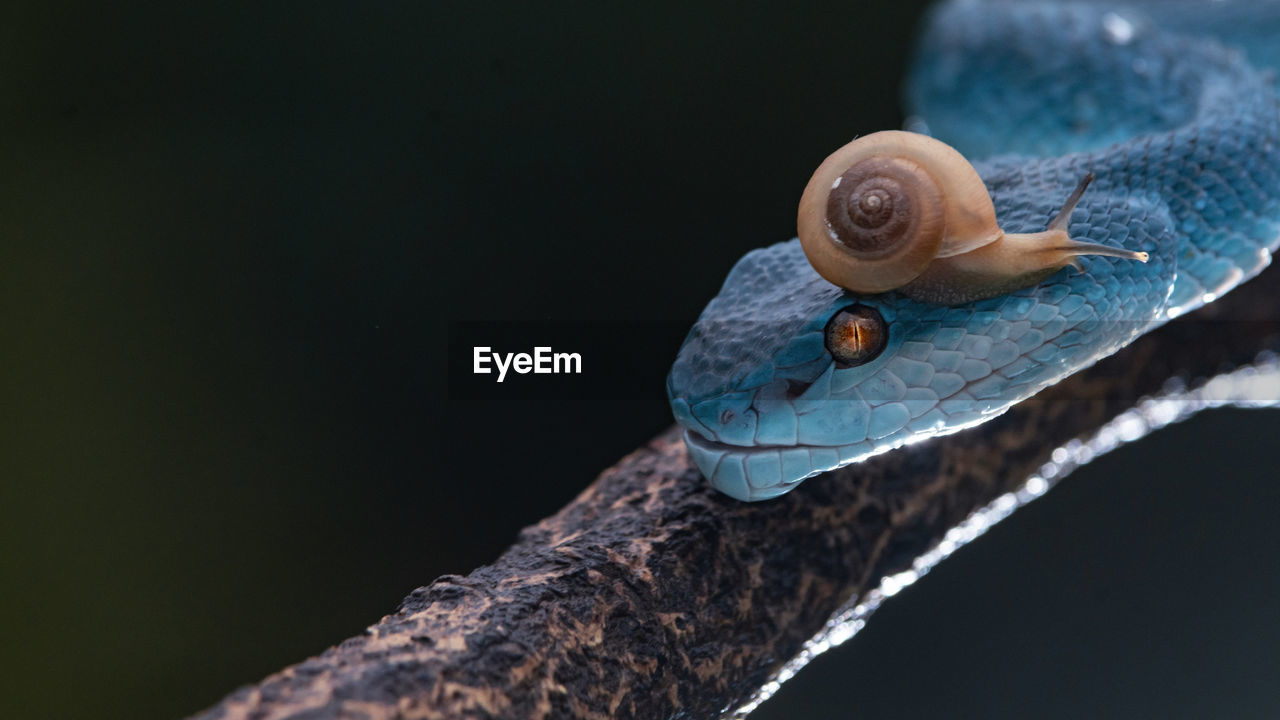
[2,2,1280,718]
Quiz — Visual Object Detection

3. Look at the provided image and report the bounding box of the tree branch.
[193,265,1280,720]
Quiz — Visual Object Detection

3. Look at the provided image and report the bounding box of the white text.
[473,346,582,382]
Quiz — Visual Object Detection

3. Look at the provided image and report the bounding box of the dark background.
[2,3,1280,719]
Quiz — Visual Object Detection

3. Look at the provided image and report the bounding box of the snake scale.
[668,0,1280,501]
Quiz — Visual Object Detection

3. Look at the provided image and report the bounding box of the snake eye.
[824,304,888,368]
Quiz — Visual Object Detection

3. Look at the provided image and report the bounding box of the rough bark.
[193,264,1280,720]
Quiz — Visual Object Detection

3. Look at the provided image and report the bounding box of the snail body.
[797,130,1148,304]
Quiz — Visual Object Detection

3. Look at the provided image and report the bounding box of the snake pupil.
[824,304,888,368]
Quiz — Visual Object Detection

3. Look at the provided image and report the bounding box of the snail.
[797,130,1149,304]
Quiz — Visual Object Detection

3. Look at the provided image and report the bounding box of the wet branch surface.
[194,264,1280,720]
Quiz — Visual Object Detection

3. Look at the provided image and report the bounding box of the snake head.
[668,194,1166,501]
[667,240,981,501]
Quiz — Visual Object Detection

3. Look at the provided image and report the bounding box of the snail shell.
[797,130,1147,304]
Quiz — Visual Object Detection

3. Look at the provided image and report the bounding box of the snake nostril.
[720,409,735,424]
[785,379,810,400]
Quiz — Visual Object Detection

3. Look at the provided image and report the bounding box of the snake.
[666,0,1280,502]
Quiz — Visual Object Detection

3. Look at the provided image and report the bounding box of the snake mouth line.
[683,429,817,454]
[682,428,834,500]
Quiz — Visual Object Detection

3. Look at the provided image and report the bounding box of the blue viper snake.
[668,0,1280,502]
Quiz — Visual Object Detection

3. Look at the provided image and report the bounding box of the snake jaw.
[681,429,823,502]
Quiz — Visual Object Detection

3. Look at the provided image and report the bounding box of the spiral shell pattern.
[826,156,940,258]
